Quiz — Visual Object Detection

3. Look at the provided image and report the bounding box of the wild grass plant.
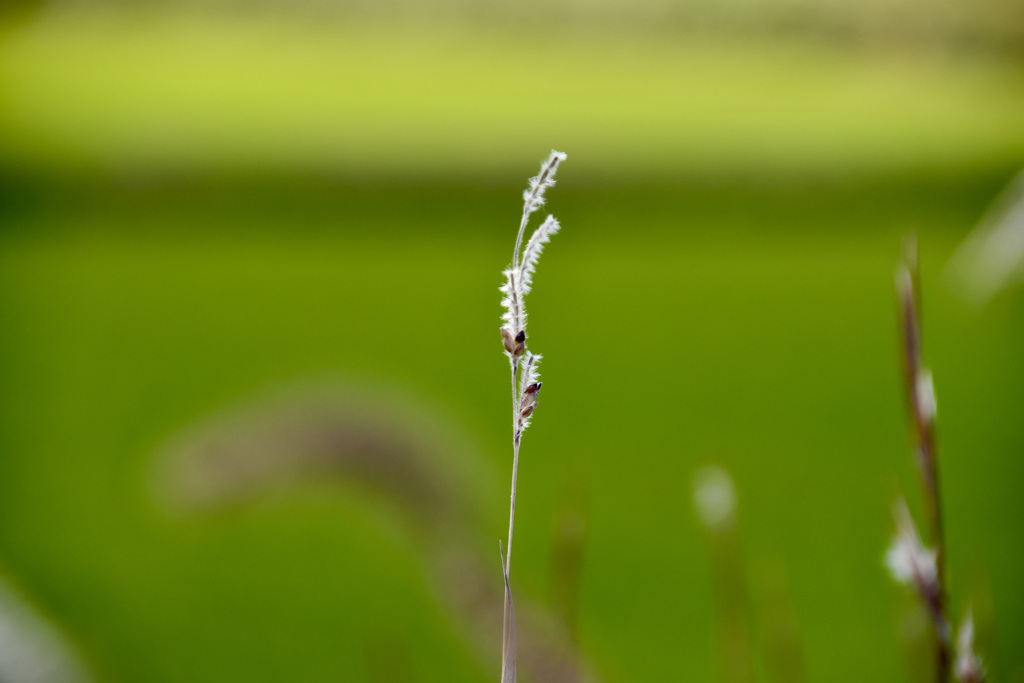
[497,151,567,683]
[887,238,984,683]
[685,236,1001,683]
[492,161,996,683]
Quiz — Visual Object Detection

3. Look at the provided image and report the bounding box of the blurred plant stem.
[694,466,754,683]
[897,236,950,682]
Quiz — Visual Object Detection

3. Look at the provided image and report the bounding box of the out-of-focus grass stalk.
[895,236,950,682]
[755,561,808,683]
[889,237,987,683]
[548,477,588,648]
[694,465,754,683]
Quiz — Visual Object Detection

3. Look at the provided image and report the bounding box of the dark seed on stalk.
[520,405,535,419]
[513,342,526,357]
[515,330,526,343]
[501,329,515,353]
[524,382,541,395]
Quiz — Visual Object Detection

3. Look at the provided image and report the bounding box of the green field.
[0,15,1022,683]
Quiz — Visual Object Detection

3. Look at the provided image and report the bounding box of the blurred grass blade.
[947,168,1024,306]
[0,576,94,683]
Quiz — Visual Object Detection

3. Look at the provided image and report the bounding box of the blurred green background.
[0,0,1023,681]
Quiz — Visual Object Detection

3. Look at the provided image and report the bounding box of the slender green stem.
[506,359,520,577]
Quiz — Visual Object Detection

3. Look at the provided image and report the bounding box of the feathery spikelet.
[886,499,938,593]
[916,368,937,427]
[522,151,567,221]
[954,609,984,683]
[500,271,527,359]
[693,465,737,531]
[516,353,542,434]
[501,151,566,354]
[886,498,951,647]
[520,216,560,296]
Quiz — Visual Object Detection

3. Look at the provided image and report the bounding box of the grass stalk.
[497,150,567,683]
[894,236,950,682]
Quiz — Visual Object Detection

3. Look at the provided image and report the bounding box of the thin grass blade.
[499,541,517,683]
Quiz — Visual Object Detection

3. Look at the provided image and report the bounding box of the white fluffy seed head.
[885,499,938,594]
[501,153,566,354]
[519,353,540,394]
[522,150,567,219]
[916,369,937,425]
[520,215,560,296]
[955,609,983,682]
[693,465,736,530]
[517,354,542,432]
[500,268,526,347]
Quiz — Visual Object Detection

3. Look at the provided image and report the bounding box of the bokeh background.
[0,0,1023,681]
